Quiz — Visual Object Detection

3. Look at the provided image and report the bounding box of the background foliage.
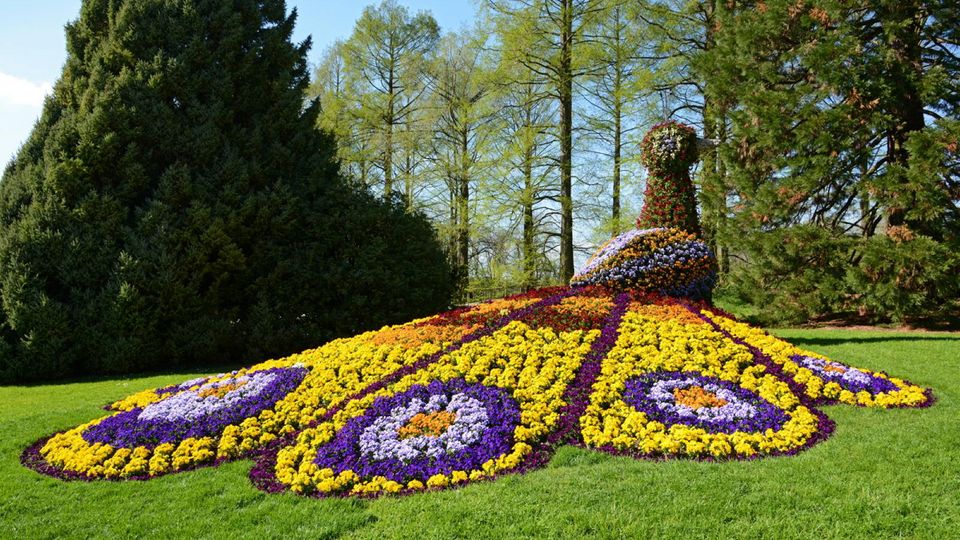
[0,0,454,383]
[311,0,958,324]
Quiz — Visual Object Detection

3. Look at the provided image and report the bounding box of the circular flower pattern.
[623,372,789,434]
[313,378,520,484]
[792,355,899,394]
[82,366,308,448]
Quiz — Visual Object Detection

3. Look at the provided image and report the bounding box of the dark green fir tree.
[699,0,960,324]
[0,0,454,383]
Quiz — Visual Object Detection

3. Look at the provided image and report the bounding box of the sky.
[0,0,477,166]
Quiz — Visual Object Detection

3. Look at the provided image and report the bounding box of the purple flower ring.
[83,366,309,448]
[623,371,789,434]
[792,355,899,394]
[313,378,520,484]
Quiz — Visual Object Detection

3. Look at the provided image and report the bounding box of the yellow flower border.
[580,308,820,458]
[704,311,929,407]
[273,321,598,496]
[39,296,536,479]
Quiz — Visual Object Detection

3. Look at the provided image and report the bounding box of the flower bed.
[697,308,931,407]
[29,290,568,480]
[23,231,932,497]
[267,318,601,496]
[579,304,823,459]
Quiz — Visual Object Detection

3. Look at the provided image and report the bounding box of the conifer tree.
[701,0,959,322]
[0,0,453,383]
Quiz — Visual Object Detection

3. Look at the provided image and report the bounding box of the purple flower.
[792,355,899,394]
[572,229,717,299]
[623,371,789,434]
[313,379,520,483]
[82,366,308,448]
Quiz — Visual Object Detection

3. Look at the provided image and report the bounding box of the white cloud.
[0,71,52,107]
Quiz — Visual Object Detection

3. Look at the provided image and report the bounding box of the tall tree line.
[311,0,959,322]
[311,0,664,295]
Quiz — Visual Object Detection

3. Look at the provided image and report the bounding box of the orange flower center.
[673,386,728,409]
[397,411,457,439]
[197,380,247,398]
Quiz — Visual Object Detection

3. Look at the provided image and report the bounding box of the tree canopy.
[0,0,454,383]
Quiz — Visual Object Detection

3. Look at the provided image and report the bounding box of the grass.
[1,329,958,539]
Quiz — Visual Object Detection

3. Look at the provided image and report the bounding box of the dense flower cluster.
[639,121,699,173]
[83,367,309,448]
[579,304,823,458]
[622,372,790,434]
[30,292,561,480]
[571,228,717,299]
[104,375,219,412]
[636,121,701,235]
[269,319,600,496]
[38,362,311,478]
[312,379,520,486]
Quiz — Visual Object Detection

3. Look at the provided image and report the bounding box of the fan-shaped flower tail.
[580,301,831,459]
[692,307,933,408]
[250,290,630,497]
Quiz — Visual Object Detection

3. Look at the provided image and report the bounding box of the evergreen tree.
[701,0,960,323]
[0,0,454,383]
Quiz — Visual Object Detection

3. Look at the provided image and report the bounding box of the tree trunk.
[523,146,536,291]
[611,7,623,235]
[882,3,926,235]
[558,0,575,282]
[457,126,470,277]
[612,103,622,234]
[404,123,413,210]
[384,65,395,197]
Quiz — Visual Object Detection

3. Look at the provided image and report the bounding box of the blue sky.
[0,0,476,166]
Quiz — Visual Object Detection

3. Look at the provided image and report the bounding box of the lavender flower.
[313,379,520,483]
[572,228,717,299]
[82,366,308,448]
[623,371,789,434]
[792,355,899,394]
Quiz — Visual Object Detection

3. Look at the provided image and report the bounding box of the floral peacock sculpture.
[23,122,932,498]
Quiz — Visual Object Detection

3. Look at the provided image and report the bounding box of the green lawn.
[1,329,958,539]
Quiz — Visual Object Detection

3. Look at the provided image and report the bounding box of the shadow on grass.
[2,362,250,389]
[784,335,960,347]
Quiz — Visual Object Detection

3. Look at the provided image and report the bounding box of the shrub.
[0,0,453,383]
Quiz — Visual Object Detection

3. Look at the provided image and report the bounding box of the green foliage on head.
[636,121,702,236]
